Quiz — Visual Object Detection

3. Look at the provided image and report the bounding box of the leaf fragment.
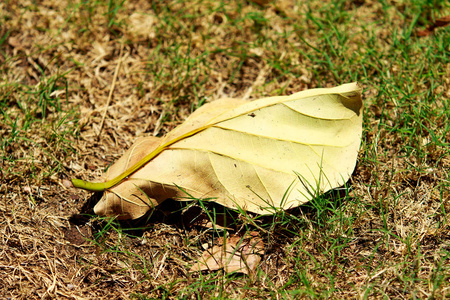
[417,15,450,37]
[189,231,264,276]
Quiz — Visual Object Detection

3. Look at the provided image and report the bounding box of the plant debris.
[190,231,264,276]
[416,15,450,36]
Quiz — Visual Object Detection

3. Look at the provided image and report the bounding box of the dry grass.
[1,0,450,299]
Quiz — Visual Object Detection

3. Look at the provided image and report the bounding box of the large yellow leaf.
[72,82,363,220]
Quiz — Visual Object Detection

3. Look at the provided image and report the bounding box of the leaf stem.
[71,126,208,191]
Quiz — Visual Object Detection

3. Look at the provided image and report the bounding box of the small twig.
[152,110,166,137]
[97,44,124,138]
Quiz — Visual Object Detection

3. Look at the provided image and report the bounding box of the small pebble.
[62,179,73,188]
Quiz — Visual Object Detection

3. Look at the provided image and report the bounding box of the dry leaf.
[72,82,363,220]
[189,232,264,275]
[417,15,450,37]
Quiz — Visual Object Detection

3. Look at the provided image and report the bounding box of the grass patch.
[0,0,449,299]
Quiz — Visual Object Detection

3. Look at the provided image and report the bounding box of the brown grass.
[1,0,450,299]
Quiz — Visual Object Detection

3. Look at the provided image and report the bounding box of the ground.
[1,0,450,299]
